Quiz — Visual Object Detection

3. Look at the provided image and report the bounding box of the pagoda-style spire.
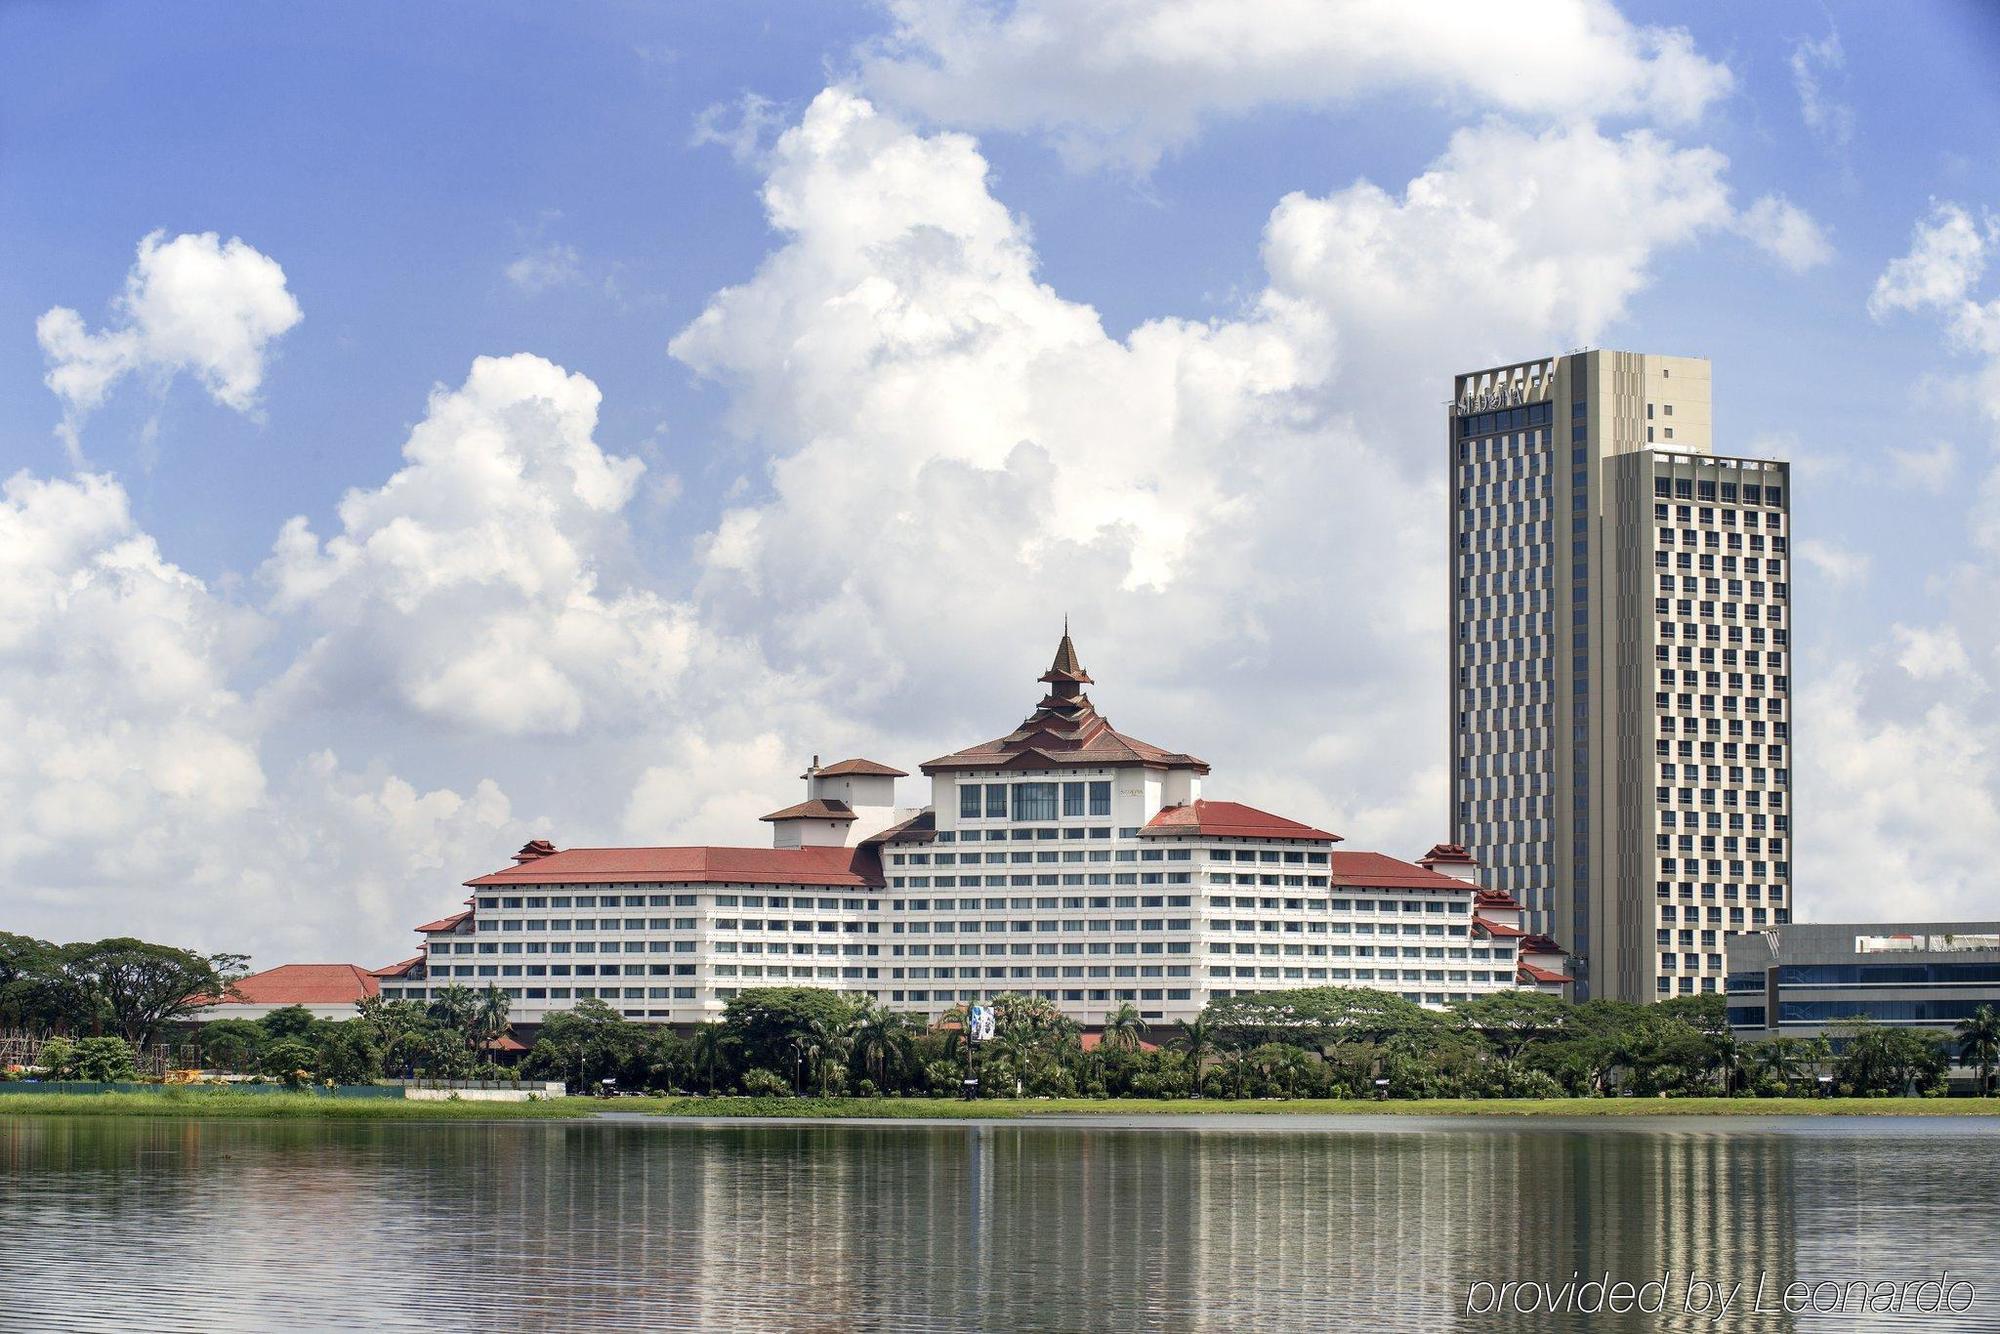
[1039,621,1093,696]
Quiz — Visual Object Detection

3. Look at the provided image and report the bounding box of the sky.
[3,0,2000,968]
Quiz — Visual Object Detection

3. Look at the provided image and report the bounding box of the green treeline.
[8,925,1998,1101]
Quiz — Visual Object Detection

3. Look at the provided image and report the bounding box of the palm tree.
[1172,1016,1216,1091]
[850,1004,913,1091]
[427,985,478,1046]
[1956,1005,2000,1096]
[687,1022,731,1095]
[474,986,513,1057]
[1102,1002,1147,1054]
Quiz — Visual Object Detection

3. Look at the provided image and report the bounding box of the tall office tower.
[1448,351,1793,1002]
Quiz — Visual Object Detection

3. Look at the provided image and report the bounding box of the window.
[1012,783,1058,822]
[1063,782,1086,818]
[985,785,1007,819]
[1088,780,1112,816]
[959,785,981,819]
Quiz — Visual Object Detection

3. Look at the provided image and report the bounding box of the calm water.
[2,1113,1997,1332]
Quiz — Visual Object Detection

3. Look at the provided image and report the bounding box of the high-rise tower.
[1448,351,1792,1002]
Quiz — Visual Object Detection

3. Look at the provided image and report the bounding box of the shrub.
[260,1038,318,1086]
[739,1068,791,1097]
[69,1037,140,1082]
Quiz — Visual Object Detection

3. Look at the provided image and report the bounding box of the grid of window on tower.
[1649,466,1791,994]
[1452,403,1555,917]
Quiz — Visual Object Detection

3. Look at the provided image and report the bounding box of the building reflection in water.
[8,1116,2000,1332]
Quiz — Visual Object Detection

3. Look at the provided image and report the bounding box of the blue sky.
[3,0,1999,964]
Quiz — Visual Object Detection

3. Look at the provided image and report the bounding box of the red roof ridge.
[813,758,908,778]
[760,798,857,822]
[414,909,472,934]
[1519,961,1573,984]
[1140,799,1341,843]
[1418,842,1479,866]
[1326,850,1478,889]
[1473,915,1526,938]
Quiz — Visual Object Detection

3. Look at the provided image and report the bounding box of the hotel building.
[1449,350,1793,1003]
[375,634,1571,1029]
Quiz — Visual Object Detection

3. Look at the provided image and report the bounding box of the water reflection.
[1,1115,1995,1331]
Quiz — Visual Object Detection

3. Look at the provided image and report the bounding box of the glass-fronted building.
[1726,922,2000,1039]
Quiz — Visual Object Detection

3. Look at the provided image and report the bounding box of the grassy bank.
[7,1089,2000,1121]
[627,1094,2000,1119]
[0,1089,581,1119]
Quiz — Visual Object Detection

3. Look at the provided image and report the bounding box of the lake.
[2,1113,1997,1331]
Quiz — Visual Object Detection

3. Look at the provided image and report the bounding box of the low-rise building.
[1726,922,2000,1040]
[377,634,1572,1028]
[198,963,379,1022]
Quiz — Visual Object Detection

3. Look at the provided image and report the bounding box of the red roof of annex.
[206,963,380,1007]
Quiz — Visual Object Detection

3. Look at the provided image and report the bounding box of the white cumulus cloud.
[1737,194,1833,273]
[857,0,1733,169]
[36,230,302,454]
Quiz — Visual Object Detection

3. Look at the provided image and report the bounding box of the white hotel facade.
[374,635,1570,1029]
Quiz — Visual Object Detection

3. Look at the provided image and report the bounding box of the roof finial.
[1041,621,1091,689]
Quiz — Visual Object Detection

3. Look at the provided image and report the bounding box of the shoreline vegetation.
[5,1089,2000,1121]
[8,935,2000,1110]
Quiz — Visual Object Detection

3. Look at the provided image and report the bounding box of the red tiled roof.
[482,1035,528,1053]
[466,844,883,888]
[1473,916,1527,938]
[760,798,857,822]
[415,909,472,934]
[1519,961,1574,984]
[369,957,424,978]
[864,809,937,846]
[1326,851,1480,891]
[1475,889,1521,907]
[1520,933,1569,957]
[1418,842,1478,866]
[1081,1031,1159,1053]
[207,964,378,1007]
[1141,800,1342,843]
[814,758,908,778]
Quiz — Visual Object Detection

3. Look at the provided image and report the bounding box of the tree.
[848,1003,913,1093]
[259,1005,320,1043]
[58,938,250,1048]
[1656,993,1738,1092]
[315,1023,383,1086]
[520,999,650,1090]
[427,986,481,1048]
[1956,1005,2000,1096]
[0,932,63,1031]
[1832,1018,1949,1095]
[68,1036,139,1082]
[261,1038,318,1086]
[1452,991,1570,1068]
[198,1019,266,1072]
[685,1022,735,1094]
[1171,1016,1217,1092]
[474,986,515,1055]
[722,988,857,1077]
[1102,1002,1148,1054]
